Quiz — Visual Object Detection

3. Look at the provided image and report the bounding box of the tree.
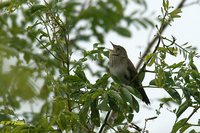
[0,0,199,132]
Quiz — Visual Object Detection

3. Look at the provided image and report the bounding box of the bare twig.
[129,123,142,132]
[99,111,111,133]
[143,116,158,133]
[184,106,200,124]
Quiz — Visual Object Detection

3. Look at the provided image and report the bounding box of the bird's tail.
[139,86,150,105]
[131,82,150,105]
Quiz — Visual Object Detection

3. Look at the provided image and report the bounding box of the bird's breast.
[109,57,130,84]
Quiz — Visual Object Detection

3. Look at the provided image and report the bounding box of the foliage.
[0,0,199,133]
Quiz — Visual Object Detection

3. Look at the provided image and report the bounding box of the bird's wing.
[126,58,138,82]
[127,59,150,105]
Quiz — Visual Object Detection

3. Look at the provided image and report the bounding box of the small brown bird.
[109,42,150,105]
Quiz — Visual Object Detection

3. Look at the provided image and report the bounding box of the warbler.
[109,42,150,105]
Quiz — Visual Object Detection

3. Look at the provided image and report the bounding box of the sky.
[104,1,200,132]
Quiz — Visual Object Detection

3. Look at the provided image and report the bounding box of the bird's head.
[109,41,127,57]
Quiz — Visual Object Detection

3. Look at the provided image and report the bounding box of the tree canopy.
[0,0,199,132]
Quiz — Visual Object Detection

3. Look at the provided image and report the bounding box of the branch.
[184,106,200,124]
[34,36,64,62]
[143,116,158,133]
[99,111,111,133]
[136,0,187,70]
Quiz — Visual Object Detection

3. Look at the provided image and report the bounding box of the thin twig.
[99,111,111,133]
[34,36,63,62]
[184,106,200,124]
[162,36,199,58]
[136,0,187,70]
[143,116,158,133]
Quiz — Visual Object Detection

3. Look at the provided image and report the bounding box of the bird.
[109,41,150,105]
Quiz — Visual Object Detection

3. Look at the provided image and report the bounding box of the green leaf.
[74,66,89,82]
[138,70,145,83]
[170,8,182,18]
[176,101,191,118]
[189,129,197,133]
[98,97,110,111]
[91,99,100,127]
[131,96,139,112]
[108,90,123,104]
[145,53,156,66]
[180,123,192,133]
[30,5,47,14]
[164,86,181,104]
[189,60,198,71]
[119,87,133,106]
[38,29,48,39]
[108,95,119,111]
[168,61,185,69]
[127,113,134,123]
[114,111,125,125]
[79,106,89,125]
[114,26,131,37]
[163,0,169,11]
[95,74,109,88]
[134,19,148,29]
[149,79,156,85]
[182,87,191,103]
[171,118,187,133]
[0,1,10,10]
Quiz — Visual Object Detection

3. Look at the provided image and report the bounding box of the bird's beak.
[110,41,116,49]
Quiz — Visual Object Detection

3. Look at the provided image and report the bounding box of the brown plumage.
[109,42,150,105]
